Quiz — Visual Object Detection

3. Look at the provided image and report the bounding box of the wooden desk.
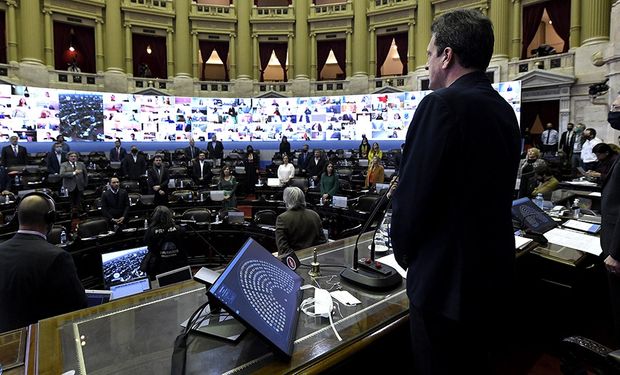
[22,233,408,374]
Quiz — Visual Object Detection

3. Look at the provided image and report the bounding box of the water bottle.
[180,179,184,188]
[200,192,204,202]
[310,178,315,188]
[4,194,8,204]
[572,199,581,219]
[14,175,19,185]
[60,229,67,244]
[188,191,193,201]
[534,193,544,209]
[143,218,148,229]
[216,213,221,223]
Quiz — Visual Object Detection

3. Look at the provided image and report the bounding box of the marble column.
[236,0,252,79]
[351,0,368,76]
[20,0,44,64]
[229,33,237,79]
[581,0,611,45]
[166,28,174,78]
[174,0,191,77]
[570,0,581,48]
[124,24,133,75]
[104,0,124,73]
[510,0,521,59]
[293,0,308,79]
[43,9,53,69]
[6,0,17,63]
[95,19,104,73]
[414,0,432,71]
[490,0,509,59]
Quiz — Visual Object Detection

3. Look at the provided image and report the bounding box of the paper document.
[563,219,601,234]
[588,192,602,197]
[544,228,602,256]
[376,254,407,279]
[565,180,598,187]
[514,235,533,249]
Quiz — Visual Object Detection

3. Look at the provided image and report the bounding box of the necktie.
[546,130,551,144]
[191,147,194,158]
[200,162,203,179]
[13,146,17,156]
[72,162,76,170]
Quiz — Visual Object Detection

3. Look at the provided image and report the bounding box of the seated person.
[586,143,618,181]
[217,164,238,209]
[101,177,130,228]
[365,156,385,188]
[531,165,559,198]
[319,162,340,204]
[275,187,327,255]
[517,147,547,197]
[277,154,295,185]
[143,206,188,281]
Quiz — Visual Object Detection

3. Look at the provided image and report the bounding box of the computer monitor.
[101,246,149,287]
[227,211,245,224]
[155,266,193,288]
[332,195,348,208]
[358,159,368,167]
[207,238,303,358]
[110,278,151,300]
[375,183,390,194]
[511,197,557,235]
[85,289,112,307]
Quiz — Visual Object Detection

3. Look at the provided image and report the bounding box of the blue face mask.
[609,111,620,130]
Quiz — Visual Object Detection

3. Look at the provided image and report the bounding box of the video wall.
[0,81,521,143]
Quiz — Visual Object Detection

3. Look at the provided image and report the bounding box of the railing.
[372,75,409,89]
[508,52,575,77]
[191,3,235,17]
[49,70,102,86]
[123,0,172,11]
[0,63,17,80]
[251,5,294,19]
[369,0,413,9]
[197,80,234,94]
[254,81,292,95]
[310,1,352,16]
[312,80,348,93]
[128,77,173,91]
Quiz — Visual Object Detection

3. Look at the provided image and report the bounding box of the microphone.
[340,175,401,290]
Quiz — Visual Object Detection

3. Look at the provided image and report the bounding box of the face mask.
[575,127,583,134]
[526,159,535,164]
[131,149,138,154]
[55,148,62,153]
[609,111,620,130]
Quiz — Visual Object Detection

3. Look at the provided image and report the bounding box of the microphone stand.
[183,220,229,266]
[340,179,401,290]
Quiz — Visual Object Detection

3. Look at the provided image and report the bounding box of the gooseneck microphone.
[340,176,401,290]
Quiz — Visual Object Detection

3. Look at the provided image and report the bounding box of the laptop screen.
[101,246,149,287]
[511,197,557,235]
[110,278,151,300]
[85,290,112,307]
[208,238,303,358]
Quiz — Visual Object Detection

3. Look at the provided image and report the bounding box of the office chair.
[140,194,155,206]
[128,192,141,206]
[339,178,351,190]
[336,168,353,180]
[560,335,620,374]
[181,208,211,224]
[290,177,308,190]
[47,224,68,245]
[337,224,363,240]
[176,178,194,189]
[169,166,188,178]
[354,194,380,213]
[120,180,141,193]
[254,209,278,226]
[77,218,110,239]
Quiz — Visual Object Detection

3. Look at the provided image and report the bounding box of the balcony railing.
[191,3,236,17]
[508,52,575,77]
[373,75,409,89]
[310,1,352,17]
[49,70,102,87]
[251,6,294,20]
[312,80,348,93]
[254,81,292,95]
[197,80,233,94]
[123,0,172,11]
[128,77,173,92]
[369,0,413,10]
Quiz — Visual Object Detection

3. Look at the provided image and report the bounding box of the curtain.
[521,3,546,58]
[0,11,6,64]
[199,40,230,81]
[316,40,346,80]
[545,0,570,52]
[272,43,288,82]
[132,34,167,79]
[53,22,96,73]
[376,34,393,77]
[258,43,273,82]
[316,41,332,80]
[393,32,408,75]
[331,39,345,76]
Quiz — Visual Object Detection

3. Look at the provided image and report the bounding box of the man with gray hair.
[275,187,326,255]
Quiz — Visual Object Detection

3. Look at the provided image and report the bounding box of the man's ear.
[442,47,454,68]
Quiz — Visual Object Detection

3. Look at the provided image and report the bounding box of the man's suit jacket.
[297,152,311,171]
[275,207,327,255]
[109,147,127,162]
[45,152,67,174]
[121,154,147,180]
[146,166,170,194]
[1,144,28,167]
[60,161,88,192]
[601,157,620,260]
[207,141,224,159]
[391,71,521,322]
[559,130,576,155]
[306,157,326,178]
[184,146,200,161]
[0,233,87,332]
[192,160,211,184]
[101,188,130,221]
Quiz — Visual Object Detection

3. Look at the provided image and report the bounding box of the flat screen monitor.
[375,183,390,194]
[207,238,303,358]
[332,196,348,208]
[110,278,151,300]
[511,197,557,235]
[155,266,193,288]
[85,289,112,307]
[228,211,245,224]
[101,246,149,287]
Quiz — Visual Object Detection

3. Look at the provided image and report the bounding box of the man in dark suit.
[60,152,89,216]
[297,144,311,174]
[391,10,521,374]
[101,176,130,228]
[275,187,327,255]
[192,151,211,187]
[207,134,224,160]
[121,146,147,180]
[147,155,169,206]
[306,149,326,184]
[0,193,86,332]
[45,141,67,174]
[602,92,620,343]
[184,138,200,163]
[109,139,127,162]
[1,135,28,167]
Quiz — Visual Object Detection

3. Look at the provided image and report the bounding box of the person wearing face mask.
[571,123,586,172]
[531,165,559,198]
[600,92,620,344]
[516,147,547,198]
[101,177,130,229]
[121,146,147,180]
[581,127,603,171]
[45,141,67,174]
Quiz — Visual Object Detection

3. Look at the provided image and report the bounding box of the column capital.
[95,18,104,24]
[369,26,376,32]
[309,32,316,38]
[166,28,174,34]
[6,0,18,8]
[345,29,353,35]
[287,33,294,39]
[191,30,198,36]
[124,23,132,29]
[252,33,258,39]
[42,8,53,16]
[407,21,415,27]
[229,33,236,39]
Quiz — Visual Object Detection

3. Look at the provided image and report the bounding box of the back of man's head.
[431,8,494,71]
[283,187,306,210]
[18,195,53,232]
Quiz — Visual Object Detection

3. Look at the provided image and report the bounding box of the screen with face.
[0,82,521,143]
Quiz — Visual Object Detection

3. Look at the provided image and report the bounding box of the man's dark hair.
[586,128,597,137]
[430,8,494,71]
[593,142,615,155]
[534,165,552,176]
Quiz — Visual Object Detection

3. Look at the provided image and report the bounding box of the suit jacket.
[45,151,67,174]
[297,151,311,171]
[275,207,327,255]
[0,233,87,332]
[559,130,576,155]
[147,166,170,194]
[1,144,28,167]
[601,156,620,260]
[183,146,200,161]
[101,188,130,221]
[192,160,211,184]
[307,157,326,178]
[207,141,224,159]
[60,161,88,192]
[121,153,147,180]
[109,147,127,162]
[391,71,521,322]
